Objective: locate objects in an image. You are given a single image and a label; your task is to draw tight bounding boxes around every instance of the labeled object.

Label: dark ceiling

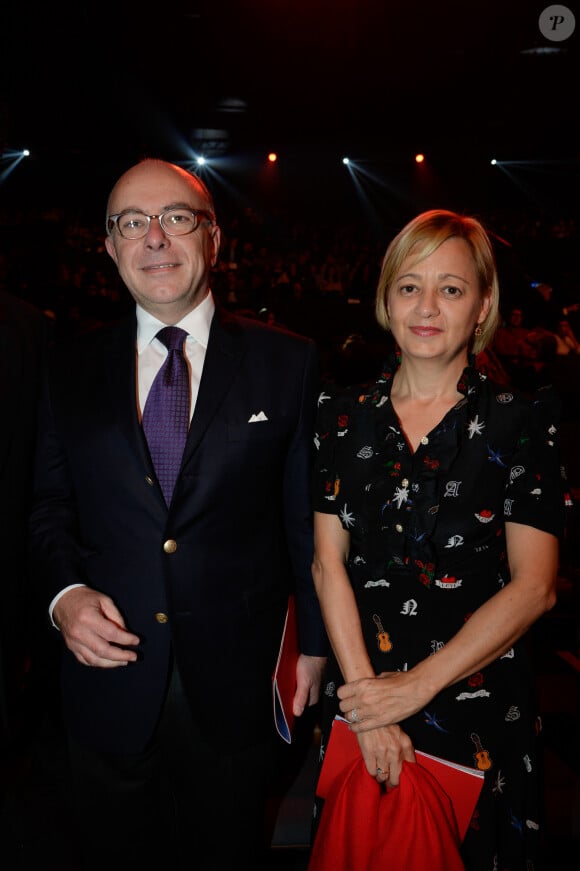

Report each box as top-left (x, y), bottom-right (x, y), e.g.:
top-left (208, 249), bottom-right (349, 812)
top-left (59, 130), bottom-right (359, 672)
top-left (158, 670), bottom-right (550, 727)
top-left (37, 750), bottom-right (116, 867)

top-left (1, 1), bottom-right (579, 218)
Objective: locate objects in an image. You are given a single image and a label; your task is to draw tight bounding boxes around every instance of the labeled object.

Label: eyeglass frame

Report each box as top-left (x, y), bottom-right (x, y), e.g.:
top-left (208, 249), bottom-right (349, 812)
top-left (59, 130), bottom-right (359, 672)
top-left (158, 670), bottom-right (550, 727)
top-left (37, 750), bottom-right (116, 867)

top-left (106, 207), bottom-right (216, 240)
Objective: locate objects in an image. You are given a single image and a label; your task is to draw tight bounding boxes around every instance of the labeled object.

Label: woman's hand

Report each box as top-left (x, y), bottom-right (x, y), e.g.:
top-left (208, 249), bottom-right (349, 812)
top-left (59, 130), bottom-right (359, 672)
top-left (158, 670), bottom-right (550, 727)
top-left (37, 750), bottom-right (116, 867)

top-left (338, 669), bottom-right (433, 734)
top-left (355, 722), bottom-right (415, 787)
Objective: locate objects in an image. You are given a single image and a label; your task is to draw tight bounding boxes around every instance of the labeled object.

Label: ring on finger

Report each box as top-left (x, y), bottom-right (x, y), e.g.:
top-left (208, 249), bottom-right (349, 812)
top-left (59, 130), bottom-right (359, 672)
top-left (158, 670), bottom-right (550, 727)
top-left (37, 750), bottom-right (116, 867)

top-left (350, 708), bottom-right (361, 724)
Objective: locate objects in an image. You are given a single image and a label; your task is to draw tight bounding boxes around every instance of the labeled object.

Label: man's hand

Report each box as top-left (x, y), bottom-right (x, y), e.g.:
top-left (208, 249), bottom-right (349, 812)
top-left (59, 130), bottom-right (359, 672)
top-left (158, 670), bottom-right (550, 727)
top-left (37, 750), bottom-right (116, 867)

top-left (53, 586), bottom-right (140, 668)
top-left (293, 654), bottom-right (327, 717)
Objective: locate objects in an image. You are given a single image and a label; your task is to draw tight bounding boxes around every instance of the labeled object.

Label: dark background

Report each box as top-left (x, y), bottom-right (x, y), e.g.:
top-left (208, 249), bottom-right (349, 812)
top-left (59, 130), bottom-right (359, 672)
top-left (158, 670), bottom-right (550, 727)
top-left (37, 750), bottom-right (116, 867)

top-left (0, 12), bottom-right (579, 866)
top-left (1, 0), bottom-right (578, 225)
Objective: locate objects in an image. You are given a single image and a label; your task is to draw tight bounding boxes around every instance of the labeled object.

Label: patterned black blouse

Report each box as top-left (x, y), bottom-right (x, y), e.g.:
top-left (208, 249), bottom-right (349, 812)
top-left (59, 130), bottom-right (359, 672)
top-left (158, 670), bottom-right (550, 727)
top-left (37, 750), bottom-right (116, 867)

top-left (312, 354), bottom-right (567, 871)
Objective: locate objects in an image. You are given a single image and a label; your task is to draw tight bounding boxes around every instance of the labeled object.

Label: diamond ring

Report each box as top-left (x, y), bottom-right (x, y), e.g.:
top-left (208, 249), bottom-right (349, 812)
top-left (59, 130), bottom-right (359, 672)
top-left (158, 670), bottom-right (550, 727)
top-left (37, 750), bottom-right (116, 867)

top-left (350, 708), bottom-right (360, 723)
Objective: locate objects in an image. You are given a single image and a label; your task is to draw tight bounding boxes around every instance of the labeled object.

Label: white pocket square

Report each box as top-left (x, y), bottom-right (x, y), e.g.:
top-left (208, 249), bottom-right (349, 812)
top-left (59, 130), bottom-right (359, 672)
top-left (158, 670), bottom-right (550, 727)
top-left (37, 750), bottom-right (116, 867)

top-left (248, 411), bottom-right (268, 423)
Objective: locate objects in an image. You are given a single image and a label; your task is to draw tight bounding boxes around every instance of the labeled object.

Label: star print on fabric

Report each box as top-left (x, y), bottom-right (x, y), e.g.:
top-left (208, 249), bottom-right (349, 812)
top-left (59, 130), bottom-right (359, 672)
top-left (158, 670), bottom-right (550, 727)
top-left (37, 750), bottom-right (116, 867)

top-left (467, 414), bottom-right (485, 438)
top-left (392, 484), bottom-right (410, 508)
top-left (492, 770), bottom-right (506, 795)
top-left (339, 504), bottom-right (355, 528)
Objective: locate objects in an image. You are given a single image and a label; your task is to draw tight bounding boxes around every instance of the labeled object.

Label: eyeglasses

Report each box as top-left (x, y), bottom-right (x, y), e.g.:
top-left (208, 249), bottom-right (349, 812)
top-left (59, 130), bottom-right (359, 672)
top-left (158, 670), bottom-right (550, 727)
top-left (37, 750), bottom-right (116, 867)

top-left (106, 208), bottom-right (214, 240)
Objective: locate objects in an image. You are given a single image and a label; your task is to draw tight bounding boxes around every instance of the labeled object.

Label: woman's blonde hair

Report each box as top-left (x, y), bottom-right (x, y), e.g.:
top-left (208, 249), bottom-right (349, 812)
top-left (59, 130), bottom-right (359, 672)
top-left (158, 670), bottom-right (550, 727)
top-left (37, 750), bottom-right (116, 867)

top-left (375, 209), bottom-right (500, 355)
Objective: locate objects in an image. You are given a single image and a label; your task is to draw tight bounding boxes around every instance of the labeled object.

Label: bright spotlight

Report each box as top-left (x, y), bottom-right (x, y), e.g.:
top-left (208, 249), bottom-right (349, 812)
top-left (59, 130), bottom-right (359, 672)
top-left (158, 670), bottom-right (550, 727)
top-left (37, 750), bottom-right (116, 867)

top-left (415, 153), bottom-right (425, 164)
top-left (342, 157), bottom-right (350, 165)
top-left (0, 147), bottom-right (30, 183)
top-left (267, 152), bottom-right (278, 163)
top-left (196, 156), bottom-right (206, 166)
top-left (491, 159), bottom-right (497, 166)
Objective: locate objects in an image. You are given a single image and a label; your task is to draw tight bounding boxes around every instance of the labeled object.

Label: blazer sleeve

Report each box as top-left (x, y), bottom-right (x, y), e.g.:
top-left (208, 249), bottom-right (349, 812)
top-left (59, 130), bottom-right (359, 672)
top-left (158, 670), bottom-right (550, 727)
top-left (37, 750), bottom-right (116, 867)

top-left (283, 336), bottom-right (328, 657)
top-left (27, 342), bottom-right (90, 611)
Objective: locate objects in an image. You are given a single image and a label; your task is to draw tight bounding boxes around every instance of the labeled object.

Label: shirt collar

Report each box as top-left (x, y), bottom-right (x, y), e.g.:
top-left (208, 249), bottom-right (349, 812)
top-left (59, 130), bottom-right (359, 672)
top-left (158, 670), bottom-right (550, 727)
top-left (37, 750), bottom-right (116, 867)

top-left (136, 291), bottom-right (215, 353)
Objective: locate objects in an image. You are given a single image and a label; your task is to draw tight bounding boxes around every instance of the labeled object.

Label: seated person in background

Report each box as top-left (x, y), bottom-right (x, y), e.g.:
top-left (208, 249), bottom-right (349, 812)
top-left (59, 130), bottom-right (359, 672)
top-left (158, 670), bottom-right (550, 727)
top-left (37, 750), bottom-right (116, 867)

top-left (526, 281), bottom-right (580, 336)
top-left (493, 306), bottom-right (539, 364)
top-left (554, 318), bottom-right (580, 355)
top-left (474, 345), bottom-right (511, 386)
top-left (493, 305), bottom-right (554, 391)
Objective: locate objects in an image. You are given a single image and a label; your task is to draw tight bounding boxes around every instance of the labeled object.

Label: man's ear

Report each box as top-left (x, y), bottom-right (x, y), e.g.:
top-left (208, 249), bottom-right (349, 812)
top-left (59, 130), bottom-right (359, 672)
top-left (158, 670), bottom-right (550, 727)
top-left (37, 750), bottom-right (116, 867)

top-left (105, 235), bottom-right (119, 266)
top-left (210, 225), bottom-right (221, 268)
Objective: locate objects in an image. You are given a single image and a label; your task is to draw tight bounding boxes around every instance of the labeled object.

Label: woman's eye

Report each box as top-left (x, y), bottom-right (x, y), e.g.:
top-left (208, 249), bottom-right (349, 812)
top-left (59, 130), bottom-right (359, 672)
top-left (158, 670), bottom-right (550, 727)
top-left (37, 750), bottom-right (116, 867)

top-left (443, 285), bottom-right (462, 297)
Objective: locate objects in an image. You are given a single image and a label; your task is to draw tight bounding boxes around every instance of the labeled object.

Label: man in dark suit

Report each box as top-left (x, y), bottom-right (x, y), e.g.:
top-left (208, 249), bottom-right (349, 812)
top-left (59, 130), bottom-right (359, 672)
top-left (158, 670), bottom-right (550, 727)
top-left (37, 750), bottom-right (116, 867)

top-left (28, 159), bottom-right (327, 869)
top-left (0, 286), bottom-right (48, 762)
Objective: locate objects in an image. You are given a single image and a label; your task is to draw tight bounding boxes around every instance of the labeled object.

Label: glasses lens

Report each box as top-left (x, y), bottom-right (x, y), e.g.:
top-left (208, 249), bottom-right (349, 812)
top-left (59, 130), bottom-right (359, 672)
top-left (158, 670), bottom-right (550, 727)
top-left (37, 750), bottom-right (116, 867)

top-left (160, 209), bottom-right (198, 236)
top-left (109, 209), bottom-right (204, 239)
top-left (115, 212), bottom-right (150, 239)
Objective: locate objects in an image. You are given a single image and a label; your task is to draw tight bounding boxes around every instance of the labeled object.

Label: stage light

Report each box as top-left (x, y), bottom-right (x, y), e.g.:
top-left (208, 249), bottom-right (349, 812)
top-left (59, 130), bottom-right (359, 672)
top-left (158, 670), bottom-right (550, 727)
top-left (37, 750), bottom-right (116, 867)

top-left (196, 156), bottom-right (206, 166)
top-left (267, 152), bottom-right (278, 163)
top-left (491, 159), bottom-right (497, 165)
top-left (415, 153), bottom-right (425, 164)
top-left (1, 148), bottom-right (30, 161)
top-left (342, 157), bottom-right (350, 165)
top-left (0, 147), bottom-right (30, 184)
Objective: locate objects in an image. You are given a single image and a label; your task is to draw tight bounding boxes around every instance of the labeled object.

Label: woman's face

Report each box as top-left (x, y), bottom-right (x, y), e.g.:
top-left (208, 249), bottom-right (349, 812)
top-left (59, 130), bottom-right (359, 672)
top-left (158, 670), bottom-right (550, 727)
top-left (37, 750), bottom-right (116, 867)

top-left (387, 237), bottom-right (491, 364)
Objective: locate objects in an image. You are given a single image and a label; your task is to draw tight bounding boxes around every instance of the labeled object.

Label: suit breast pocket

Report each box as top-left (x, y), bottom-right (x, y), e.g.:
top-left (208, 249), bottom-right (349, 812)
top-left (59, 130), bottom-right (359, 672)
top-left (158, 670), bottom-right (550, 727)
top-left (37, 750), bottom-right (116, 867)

top-left (226, 418), bottom-right (288, 443)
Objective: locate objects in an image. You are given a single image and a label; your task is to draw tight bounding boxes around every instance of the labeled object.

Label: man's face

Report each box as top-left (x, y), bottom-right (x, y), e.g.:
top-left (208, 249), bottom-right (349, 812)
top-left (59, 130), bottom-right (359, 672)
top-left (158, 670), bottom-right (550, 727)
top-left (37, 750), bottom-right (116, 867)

top-left (105, 162), bottom-right (221, 323)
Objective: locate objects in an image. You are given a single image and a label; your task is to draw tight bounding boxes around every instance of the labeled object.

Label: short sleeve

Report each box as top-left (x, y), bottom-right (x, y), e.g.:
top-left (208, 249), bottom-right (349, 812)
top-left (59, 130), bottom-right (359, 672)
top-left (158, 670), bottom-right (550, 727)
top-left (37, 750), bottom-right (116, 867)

top-left (312, 384), bottom-right (349, 515)
top-left (504, 385), bottom-right (567, 539)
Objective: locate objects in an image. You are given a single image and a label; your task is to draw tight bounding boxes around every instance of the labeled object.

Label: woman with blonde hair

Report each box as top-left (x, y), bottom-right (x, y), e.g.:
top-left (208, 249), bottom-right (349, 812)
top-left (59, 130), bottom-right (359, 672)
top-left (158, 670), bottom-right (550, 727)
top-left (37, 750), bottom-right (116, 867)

top-left (311, 209), bottom-right (566, 869)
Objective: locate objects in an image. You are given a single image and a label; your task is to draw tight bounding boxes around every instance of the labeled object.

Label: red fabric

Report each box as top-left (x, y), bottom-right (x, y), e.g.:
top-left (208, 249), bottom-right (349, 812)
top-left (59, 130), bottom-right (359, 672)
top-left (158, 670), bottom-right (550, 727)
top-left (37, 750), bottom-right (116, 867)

top-left (308, 757), bottom-right (466, 871)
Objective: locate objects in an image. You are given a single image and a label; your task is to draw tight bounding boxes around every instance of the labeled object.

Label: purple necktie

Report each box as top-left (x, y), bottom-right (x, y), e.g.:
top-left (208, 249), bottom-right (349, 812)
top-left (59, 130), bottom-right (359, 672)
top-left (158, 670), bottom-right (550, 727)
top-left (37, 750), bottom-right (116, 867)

top-left (142, 326), bottom-right (190, 505)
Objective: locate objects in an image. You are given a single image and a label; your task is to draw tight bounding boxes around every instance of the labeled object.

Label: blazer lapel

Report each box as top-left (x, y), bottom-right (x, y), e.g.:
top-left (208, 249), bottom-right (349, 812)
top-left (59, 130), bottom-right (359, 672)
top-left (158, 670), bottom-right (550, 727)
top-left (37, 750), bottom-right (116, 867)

top-left (101, 316), bottom-right (152, 471)
top-left (98, 307), bottom-right (244, 499)
top-left (182, 306), bottom-right (245, 462)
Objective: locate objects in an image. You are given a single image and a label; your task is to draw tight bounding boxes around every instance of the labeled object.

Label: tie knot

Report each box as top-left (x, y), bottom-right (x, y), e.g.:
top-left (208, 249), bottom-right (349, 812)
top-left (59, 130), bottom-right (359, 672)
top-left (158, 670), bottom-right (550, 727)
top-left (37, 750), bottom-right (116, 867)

top-left (156, 326), bottom-right (188, 352)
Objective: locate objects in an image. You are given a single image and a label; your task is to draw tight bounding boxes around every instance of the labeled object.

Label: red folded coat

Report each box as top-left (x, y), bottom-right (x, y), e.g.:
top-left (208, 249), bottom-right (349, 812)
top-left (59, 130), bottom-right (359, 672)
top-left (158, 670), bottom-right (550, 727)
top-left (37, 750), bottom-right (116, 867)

top-left (308, 756), bottom-right (466, 871)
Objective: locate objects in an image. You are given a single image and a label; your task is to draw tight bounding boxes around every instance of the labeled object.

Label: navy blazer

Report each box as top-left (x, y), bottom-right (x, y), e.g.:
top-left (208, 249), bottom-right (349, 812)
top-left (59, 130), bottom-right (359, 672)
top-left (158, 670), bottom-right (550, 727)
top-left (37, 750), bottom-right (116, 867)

top-left (29, 302), bottom-right (326, 754)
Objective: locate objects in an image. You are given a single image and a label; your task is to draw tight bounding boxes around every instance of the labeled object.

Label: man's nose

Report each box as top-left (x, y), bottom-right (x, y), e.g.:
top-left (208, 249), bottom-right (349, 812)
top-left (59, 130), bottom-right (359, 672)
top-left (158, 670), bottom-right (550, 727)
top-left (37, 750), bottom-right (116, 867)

top-left (144, 216), bottom-right (169, 246)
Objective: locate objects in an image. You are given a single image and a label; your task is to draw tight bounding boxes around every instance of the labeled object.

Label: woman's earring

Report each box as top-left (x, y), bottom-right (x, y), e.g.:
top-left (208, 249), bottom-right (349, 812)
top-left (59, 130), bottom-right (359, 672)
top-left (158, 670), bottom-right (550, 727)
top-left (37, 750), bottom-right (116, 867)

top-left (474, 324), bottom-right (483, 337)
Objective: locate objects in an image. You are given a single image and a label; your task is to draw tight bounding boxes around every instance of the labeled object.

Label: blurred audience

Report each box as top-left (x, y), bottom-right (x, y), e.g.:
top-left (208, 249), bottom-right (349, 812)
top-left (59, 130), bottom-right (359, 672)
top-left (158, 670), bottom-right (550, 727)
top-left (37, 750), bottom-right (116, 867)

top-left (555, 318), bottom-right (580, 356)
top-left (493, 304), bottom-right (557, 392)
top-left (323, 331), bottom-right (386, 387)
top-left (0, 202), bottom-right (578, 386)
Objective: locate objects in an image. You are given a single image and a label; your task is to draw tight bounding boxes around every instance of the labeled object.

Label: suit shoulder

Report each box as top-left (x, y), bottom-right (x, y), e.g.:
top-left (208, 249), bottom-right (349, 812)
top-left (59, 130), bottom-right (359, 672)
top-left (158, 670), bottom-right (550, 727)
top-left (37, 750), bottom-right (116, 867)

top-left (223, 308), bottom-right (315, 348)
top-left (49, 315), bottom-right (134, 364)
